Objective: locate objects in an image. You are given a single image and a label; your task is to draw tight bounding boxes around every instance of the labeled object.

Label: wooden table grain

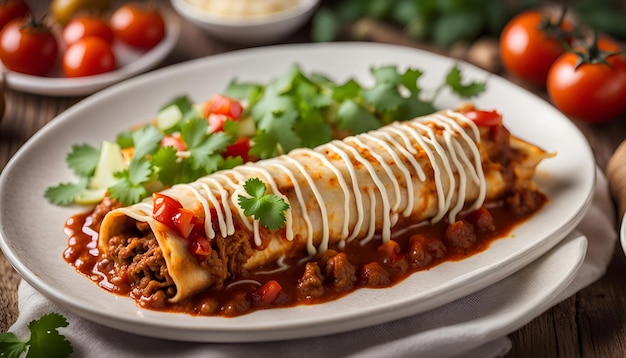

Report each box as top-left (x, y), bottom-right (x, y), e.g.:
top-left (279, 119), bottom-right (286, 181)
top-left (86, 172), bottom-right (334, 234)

top-left (2, 3), bottom-right (626, 357)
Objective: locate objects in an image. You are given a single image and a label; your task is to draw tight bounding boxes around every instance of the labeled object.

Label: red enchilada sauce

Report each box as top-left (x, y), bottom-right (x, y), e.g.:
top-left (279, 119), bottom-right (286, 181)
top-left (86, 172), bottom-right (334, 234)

top-left (63, 191), bottom-right (546, 317)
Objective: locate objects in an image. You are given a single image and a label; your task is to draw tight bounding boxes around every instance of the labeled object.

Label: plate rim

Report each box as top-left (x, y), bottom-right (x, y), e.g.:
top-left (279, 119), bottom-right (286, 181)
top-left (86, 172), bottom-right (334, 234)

top-left (0, 42), bottom-right (596, 342)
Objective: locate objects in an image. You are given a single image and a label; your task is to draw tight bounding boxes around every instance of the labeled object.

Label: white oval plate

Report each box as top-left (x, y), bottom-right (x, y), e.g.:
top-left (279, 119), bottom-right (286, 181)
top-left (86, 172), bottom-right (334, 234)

top-left (1, 11), bottom-right (180, 96)
top-left (0, 43), bottom-right (596, 342)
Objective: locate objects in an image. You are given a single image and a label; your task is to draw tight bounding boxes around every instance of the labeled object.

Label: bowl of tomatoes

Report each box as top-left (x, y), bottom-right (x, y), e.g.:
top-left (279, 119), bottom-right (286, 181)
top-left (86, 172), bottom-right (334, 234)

top-left (170, 0), bottom-right (319, 45)
top-left (0, 1), bottom-right (180, 96)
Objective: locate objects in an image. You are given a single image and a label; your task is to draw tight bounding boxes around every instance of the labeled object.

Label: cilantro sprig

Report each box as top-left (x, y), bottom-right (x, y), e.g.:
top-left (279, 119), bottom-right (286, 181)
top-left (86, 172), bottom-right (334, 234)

top-left (238, 178), bottom-right (290, 230)
top-left (226, 63), bottom-right (485, 159)
top-left (0, 313), bottom-right (73, 358)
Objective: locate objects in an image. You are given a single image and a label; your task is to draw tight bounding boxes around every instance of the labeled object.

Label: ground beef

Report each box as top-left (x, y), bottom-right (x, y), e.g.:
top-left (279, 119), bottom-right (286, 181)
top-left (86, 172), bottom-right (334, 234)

top-left (323, 252), bottom-right (357, 292)
top-left (297, 262), bottom-right (325, 299)
top-left (444, 220), bottom-right (476, 249)
top-left (506, 189), bottom-right (545, 217)
top-left (359, 262), bottom-right (391, 287)
top-left (408, 234), bottom-right (447, 269)
top-left (88, 196), bottom-right (121, 232)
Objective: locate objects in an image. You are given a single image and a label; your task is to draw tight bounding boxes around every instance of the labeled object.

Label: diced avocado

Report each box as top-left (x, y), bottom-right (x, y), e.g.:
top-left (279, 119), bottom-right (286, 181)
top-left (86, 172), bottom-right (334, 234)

top-left (74, 188), bottom-right (107, 205)
top-left (90, 141), bottom-right (126, 190)
top-left (156, 104), bottom-right (183, 131)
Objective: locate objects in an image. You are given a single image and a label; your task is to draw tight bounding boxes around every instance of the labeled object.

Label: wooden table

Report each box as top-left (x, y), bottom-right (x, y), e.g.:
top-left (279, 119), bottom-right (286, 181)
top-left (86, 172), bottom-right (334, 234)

top-left (2, 3), bottom-right (626, 357)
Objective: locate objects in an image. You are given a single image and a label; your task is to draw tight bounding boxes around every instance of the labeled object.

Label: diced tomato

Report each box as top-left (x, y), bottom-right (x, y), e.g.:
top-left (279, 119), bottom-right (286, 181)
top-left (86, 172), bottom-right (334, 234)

top-left (223, 137), bottom-right (254, 162)
top-left (461, 109), bottom-right (502, 127)
top-left (153, 193), bottom-right (183, 226)
top-left (207, 113), bottom-right (229, 133)
top-left (252, 280), bottom-right (282, 307)
top-left (172, 208), bottom-right (195, 238)
top-left (203, 94), bottom-right (243, 120)
top-left (191, 234), bottom-right (212, 256)
top-left (160, 134), bottom-right (187, 151)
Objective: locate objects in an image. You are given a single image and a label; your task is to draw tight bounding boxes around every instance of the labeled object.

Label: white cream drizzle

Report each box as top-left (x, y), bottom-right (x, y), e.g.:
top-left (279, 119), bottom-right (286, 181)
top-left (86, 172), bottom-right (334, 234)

top-left (163, 111), bottom-right (487, 257)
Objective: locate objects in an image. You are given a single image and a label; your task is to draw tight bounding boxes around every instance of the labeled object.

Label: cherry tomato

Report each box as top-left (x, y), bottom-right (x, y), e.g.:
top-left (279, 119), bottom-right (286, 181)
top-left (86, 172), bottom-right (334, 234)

top-left (110, 3), bottom-right (165, 49)
top-left (63, 36), bottom-right (115, 77)
top-left (62, 15), bottom-right (114, 45)
top-left (50, 0), bottom-right (110, 26)
top-left (0, 18), bottom-right (58, 76)
top-left (499, 10), bottom-right (572, 87)
top-left (0, 0), bottom-right (29, 31)
top-left (547, 37), bottom-right (626, 123)
top-left (203, 94), bottom-right (243, 120)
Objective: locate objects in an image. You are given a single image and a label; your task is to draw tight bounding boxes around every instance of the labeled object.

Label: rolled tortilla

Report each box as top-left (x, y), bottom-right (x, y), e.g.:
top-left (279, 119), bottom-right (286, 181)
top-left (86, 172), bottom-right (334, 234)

top-left (99, 108), bottom-right (553, 303)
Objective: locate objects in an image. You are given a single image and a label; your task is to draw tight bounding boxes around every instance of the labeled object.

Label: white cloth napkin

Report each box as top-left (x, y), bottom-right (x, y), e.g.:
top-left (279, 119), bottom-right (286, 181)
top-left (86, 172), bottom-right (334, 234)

top-left (8, 169), bottom-right (617, 358)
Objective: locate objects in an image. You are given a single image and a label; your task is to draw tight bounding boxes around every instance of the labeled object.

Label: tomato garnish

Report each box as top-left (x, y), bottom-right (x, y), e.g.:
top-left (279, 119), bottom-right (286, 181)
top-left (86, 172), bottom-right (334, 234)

top-left (190, 234), bottom-right (212, 256)
top-left (161, 134), bottom-right (187, 151)
top-left (207, 113), bottom-right (229, 133)
top-left (223, 137), bottom-right (254, 162)
top-left (461, 109), bottom-right (503, 127)
top-left (203, 94), bottom-right (243, 120)
top-left (172, 208), bottom-right (195, 238)
top-left (251, 280), bottom-right (282, 307)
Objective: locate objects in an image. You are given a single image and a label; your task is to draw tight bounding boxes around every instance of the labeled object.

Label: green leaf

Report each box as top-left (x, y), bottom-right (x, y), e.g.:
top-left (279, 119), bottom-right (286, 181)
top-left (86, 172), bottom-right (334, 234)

top-left (401, 68), bottom-right (424, 96)
top-left (150, 146), bottom-right (180, 186)
top-left (0, 332), bottom-right (28, 358)
top-left (66, 143), bottom-right (99, 178)
top-left (362, 83), bottom-right (406, 112)
top-left (44, 181), bottom-right (88, 205)
top-left (311, 7), bottom-right (342, 42)
top-left (336, 100), bottom-right (382, 134)
top-left (237, 178), bottom-right (290, 230)
top-left (432, 9), bottom-right (485, 48)
top-left (0, 313), bottom-right (73, 358)
top-left (445, 65), bottom-right (487, 98)
top-left (108, 158), bottom-right (151, 205)
top-left (26, 313), bottom-right (72, 358)
top-left (250, 130), bottom-right (279, 159)
top-left (131, 125), bottom-right (163, 161)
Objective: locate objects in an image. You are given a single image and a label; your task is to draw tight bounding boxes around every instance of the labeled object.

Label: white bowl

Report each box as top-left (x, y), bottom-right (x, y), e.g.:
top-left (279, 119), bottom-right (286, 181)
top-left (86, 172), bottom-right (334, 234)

top-left (170, 0), bottom-right (320, 45)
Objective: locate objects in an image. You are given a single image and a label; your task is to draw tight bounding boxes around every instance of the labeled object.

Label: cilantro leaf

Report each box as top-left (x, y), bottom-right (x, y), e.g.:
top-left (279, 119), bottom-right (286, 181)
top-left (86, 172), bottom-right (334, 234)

top-left (238, 178), bottom-right (290, 230)
top-left (108, 158), bottom-right (152, 205)
top-left (445, 65), bottom-right (487, 98)
top-left (250, 130), bottom-right (279, 159)
top-left (66, 143), bottom-right (99, 178)
top-left (44, 181), bottom-right (88, 205)
top-left (336, 100), bottom-right (382, 134)
top-left (131, 125), bottom-right (163, 160)
top-left (150, 146), bottom-right (180, 186)
top-left (0, 313), bottom-right (73, 358)
top-left (181, 118), bottom-right (232, 173)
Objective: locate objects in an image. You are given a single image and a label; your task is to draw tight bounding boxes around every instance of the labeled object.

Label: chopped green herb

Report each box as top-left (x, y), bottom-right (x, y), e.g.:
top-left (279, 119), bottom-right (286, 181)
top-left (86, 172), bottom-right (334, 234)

top-left (0, 313), bottom-right (73, 358)
top-left (238, 178), bottom-right (290, 230)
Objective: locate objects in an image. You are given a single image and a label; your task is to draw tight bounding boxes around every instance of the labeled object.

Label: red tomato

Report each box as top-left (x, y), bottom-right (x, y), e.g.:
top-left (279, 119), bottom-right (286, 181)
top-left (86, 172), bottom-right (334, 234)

top-left (203, 94), bottom-right (243, 120)
top-left (0, 18), bottom-right (58, 76)
top-left (208, 113), bottom-right (229, 133)
top-left (0, 0), bottom-right (29, 31)
top-left (62, 15), bottom-right (114, 45)
top-left (223, 137), bottom-right (254, 162)
top-left (500, 10), bottom-right (572, 87)
top-left (191, 234), bottom-right (212, 256)
top-left (172, 208), bottom-right (195, 238)
top-left (252, 280), bottom-right (282, 307)
top-left (460, 109), bottom-right (502, 127)
top-left (63, 36), bottom-right (115, 77)
top-left (153, 193), bottom-right (183, 223)
top-left (547, 37), bottom-right (626, 123)
top-left (110, 3), bottom-right (165, 49)
top-left (161, 134), bottom-right (187, 151)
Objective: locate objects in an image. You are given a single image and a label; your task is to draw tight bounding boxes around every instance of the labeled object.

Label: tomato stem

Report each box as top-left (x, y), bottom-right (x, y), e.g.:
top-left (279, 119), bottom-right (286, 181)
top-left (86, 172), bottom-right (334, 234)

top-left (571, 31), bottom-right (622, 70)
